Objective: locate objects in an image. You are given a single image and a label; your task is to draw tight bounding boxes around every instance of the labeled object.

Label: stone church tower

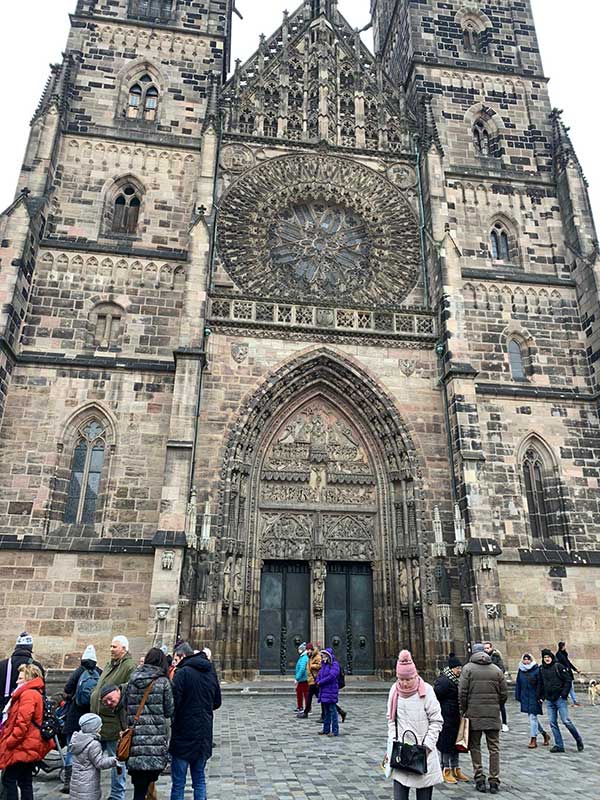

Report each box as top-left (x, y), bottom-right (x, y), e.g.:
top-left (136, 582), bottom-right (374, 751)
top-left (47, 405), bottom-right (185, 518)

top-left (0, 0), bottom-right (598, 677)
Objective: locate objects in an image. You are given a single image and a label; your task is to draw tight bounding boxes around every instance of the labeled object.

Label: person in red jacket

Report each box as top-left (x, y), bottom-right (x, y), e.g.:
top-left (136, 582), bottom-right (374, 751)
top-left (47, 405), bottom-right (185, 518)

top-left (0, 663), bottom-right (54, 799)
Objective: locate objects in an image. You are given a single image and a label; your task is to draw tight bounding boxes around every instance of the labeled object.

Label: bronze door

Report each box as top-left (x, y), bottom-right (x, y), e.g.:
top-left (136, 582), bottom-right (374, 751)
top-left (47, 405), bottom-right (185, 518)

top-left (325, 562), bottom-right (374, 674)
top-left (258, 561), bottom-right (310, 674)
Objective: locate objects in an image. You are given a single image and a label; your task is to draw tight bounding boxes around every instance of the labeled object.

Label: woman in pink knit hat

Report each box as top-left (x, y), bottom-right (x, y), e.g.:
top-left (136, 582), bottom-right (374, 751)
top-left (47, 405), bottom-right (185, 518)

top-left (384, 650), bottom-right (444, 799)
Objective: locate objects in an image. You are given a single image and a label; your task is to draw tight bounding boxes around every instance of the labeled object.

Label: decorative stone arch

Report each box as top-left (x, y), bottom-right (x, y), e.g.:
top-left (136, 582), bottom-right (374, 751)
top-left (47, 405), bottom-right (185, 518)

top-left (100, 174), bottom-right (146, 238)
top-left (500, 323), bottom-right (536, 379)
top-left (115, 60), bottom-right (164, 123)
top-left (465, 102), bottom-right (505, 160)
top-left (49, 403), bottom-right (118, 532)
top-left (207, 348), bottom-right (430, 677)
top-left (515, 433), bottom-right (569, 548)
top-left (455, 6), bottom-right (492, 53)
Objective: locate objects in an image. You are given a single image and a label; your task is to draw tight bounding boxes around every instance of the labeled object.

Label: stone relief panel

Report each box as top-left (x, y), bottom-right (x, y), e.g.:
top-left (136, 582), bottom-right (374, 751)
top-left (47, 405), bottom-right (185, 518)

top-left (260, 513), bottom-right (313, 560)
top-left (217, 154), bottom-right (421, 308)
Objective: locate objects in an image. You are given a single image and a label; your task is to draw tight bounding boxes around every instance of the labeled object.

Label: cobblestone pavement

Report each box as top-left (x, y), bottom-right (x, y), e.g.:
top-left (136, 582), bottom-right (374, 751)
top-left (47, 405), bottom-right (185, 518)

top-left (33, 696), bottom-right (600, 799)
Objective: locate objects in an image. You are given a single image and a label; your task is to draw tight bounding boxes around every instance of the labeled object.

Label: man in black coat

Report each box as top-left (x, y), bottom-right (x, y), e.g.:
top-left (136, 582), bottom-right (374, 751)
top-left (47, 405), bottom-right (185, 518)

top-left (169, 645), bottom-right (222, 800)
top-left (538, 649), bottom-right (583, 753)
top-left (0, 632), bottom-right (45, 706)
top-left (556, 641), bottom-right (581, 706)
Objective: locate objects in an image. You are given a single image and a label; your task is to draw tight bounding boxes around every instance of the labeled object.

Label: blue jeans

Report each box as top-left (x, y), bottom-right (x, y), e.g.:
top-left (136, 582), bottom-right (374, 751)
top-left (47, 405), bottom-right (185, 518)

top-left (546, 697), bottom-right (582, 749)
top-left (528, 713), bottom-right (547, 738)
top-left (322, 702), bottom-right (339, 736)
top-left (102, 739), bottom-right (127, 800)
top-left (170, 755), bottom-right (207, 800)
top-left (569, 683), bottom-right (577, 704)
top-left (65, 734), bottom-right (73, 768)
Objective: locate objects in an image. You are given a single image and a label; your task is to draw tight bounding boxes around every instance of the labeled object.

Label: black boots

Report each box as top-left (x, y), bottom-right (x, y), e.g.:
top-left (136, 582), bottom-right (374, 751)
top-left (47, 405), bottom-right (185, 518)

top-left (60, 765), bottom-right (72, 794)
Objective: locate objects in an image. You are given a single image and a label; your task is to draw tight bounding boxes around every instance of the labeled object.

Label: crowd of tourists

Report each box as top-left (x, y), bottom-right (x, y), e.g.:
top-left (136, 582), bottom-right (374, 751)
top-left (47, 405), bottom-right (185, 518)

top-left (0, 630), bottom-right (587, 800)
top-left (0, 632), bottom-right (220, 800)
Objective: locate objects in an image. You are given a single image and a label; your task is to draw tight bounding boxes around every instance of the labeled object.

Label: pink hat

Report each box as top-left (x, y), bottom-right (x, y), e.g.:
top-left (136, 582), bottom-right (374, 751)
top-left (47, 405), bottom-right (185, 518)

top-left (396, 649), bottom-right (418, 680)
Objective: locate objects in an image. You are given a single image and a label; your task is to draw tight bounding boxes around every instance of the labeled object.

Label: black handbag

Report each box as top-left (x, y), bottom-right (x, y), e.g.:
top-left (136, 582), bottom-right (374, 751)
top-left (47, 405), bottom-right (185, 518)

top-left (390, 721), bottom-right (428, 775)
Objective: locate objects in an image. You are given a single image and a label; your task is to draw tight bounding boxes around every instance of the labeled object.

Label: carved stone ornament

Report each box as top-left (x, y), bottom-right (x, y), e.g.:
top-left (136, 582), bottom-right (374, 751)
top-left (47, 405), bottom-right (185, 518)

top-left (231, 342), bottom-right (249, 363)
top-left (399, 359), bottom-right (416, 377)
top-left (387, 164), bottom-right (416, 190)
top-left (485, 602), bottom-right (502, 620)
top-left (161, 550), bottom-right (175, 571)
top-left (220, 143), bottom-right (255, 173)
top-left (217, 154), bottom-right (421, 308)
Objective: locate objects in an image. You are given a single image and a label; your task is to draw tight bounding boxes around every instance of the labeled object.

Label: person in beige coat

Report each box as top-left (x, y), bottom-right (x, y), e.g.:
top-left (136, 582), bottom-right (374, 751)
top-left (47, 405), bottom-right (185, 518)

top-left (385, 650), bottom-right (443, 800)
top-left (459, 643), bottom-right (508, 795)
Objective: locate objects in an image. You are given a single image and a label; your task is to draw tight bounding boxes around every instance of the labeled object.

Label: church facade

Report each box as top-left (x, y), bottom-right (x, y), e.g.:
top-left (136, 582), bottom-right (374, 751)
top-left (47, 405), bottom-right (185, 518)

top-left (0, 0), bottom-right (599, 677)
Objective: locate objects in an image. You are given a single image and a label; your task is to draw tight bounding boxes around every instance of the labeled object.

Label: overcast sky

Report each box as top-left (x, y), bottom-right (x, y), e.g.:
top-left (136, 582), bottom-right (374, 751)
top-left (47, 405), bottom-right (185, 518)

top-left (0, 1), bottom-right (598, 232)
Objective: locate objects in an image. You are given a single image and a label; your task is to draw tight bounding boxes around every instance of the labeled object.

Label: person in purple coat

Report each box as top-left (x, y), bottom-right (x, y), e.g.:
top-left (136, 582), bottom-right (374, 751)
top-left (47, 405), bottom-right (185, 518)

top-left (316, 648), bottom-right (341, 737)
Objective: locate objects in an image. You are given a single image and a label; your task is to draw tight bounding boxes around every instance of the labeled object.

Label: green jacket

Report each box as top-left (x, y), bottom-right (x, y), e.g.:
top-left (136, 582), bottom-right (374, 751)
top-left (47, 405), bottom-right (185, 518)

top-left (90, 653), bottom-right (135, 741)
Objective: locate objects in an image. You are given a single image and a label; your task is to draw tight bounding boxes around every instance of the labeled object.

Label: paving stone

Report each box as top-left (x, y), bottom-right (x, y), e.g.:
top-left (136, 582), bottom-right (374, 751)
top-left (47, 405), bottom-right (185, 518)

top-left (32, 696), bottom-right (600, 798)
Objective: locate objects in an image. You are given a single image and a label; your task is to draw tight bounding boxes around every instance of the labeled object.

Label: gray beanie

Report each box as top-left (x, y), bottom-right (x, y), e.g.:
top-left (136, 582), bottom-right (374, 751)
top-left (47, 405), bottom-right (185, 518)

top-left (79, 713), bottom-right (102, 734)
top-left (472, 643), bottom-right (485, 654)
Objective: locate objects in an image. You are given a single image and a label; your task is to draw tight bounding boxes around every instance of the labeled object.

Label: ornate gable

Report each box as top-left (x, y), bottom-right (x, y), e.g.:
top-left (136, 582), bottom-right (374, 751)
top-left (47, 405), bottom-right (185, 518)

top-left (222, 3), bottom-right (413, 153)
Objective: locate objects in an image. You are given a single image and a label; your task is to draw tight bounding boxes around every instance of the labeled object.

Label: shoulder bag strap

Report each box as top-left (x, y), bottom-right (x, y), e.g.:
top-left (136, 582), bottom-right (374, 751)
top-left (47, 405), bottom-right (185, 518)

top-left (4, 658), bottom-right (12, 699)
top-left (133, 680), bottom-right (156, 725)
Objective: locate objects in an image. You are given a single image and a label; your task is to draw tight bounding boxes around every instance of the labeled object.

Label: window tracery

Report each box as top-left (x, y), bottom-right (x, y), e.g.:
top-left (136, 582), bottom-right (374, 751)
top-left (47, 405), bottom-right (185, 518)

top-left (127, 74), bottom-right (159, 121)
top-left (522, 447), bottom-right (550, 541)
top-left (490, 221), bottom-right (511, 261)
top-left (112, 185), bottom-right (141, 235)
top-left (64, 421), bottom-right (107, 525)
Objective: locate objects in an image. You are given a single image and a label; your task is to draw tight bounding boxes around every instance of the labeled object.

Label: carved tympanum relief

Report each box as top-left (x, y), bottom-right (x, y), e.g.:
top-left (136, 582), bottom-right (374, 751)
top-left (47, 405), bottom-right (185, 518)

top-left (217, 154), bottom-right (420, 308)
top-left (258, 401), bottom-right (377, 560)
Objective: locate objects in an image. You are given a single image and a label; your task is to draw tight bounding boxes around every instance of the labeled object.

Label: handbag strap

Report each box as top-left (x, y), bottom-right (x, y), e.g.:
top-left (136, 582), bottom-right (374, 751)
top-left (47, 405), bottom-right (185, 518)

top-left (133, 680), bottom-right (156, 724)
top-left (4, 658), bottom-right (12, 699)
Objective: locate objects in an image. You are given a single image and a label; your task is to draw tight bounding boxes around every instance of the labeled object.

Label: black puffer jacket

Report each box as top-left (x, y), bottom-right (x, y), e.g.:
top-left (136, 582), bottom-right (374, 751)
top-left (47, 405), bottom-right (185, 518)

top-left (539, 655), bottom-right (571, 702)
top-left (63, 660), bottom-right (102, 738)
top-left (170, 652), bottom-right (222, 764)
top-left (123, 664), bottom-right (174, 772)
top-left (434, 670), bottom-right (460, 754)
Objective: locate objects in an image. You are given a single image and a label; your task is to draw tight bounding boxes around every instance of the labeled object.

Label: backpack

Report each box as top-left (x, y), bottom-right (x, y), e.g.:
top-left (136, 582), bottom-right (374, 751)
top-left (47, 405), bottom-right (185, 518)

top-left (337, 666), bottom-right (346, 690)
top-left (75, 667), bottom-right (100, 706)
top-left (34, 691), bottom-right (62, 741)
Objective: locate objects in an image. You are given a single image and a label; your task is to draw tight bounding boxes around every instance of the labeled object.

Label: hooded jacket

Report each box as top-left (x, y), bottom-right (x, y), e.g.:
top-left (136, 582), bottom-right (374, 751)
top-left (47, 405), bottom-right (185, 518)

top-left (315, 649), bottom-right (340, 705)
top-left (307, 649), bottom-right (322, 686)
top-left (69, 729), bottom-right (116, 800)
top-left (0, 676), bottom-right (54, 770)
top-left (538, 652), bottom-right (571, 702)
top-left (90, 651), bottom-right (135, 741)
top-left (169, 651), bottom-right (222, 763)
top-left (433, 668), bottom-right (460, 753)
top-left (458, 651), bottom-right (508, 731)
top-left (63, 659), bottom-right (102, 738)
top-left (295, 651), bottom-right (309, 683)
top-left (0, 647), bottom-right (45, 706)
top-left (123, 663), bottom-right (174, 772)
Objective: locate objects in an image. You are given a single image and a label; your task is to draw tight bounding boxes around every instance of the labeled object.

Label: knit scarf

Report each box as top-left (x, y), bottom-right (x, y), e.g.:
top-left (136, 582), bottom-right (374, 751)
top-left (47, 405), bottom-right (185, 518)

top-left (519, 660), bottom-right (536, 672)
top-left (443, 666), bottom-right (459, 685)
top-left (388, 676), bottom-right (427, 721)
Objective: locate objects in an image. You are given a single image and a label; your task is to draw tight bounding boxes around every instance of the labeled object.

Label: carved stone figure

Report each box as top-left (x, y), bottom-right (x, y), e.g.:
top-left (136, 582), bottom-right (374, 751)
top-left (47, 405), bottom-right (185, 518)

top-left (223, 555), bottom-right (234, 604)
top-left (312, 561), bottom-right (326, 616)
top-left (161, 550), bottom-right (174, 570)
top-left (411, 558), bottom-right (421, 605)
top-left (197, 550), bottom-right (211, 602)
top-left (398, 560), bottom-right (409, 606)
top-left (232, 558), bottom-right (243, 605)
top-left (231, 342), bottom-right (249, 363)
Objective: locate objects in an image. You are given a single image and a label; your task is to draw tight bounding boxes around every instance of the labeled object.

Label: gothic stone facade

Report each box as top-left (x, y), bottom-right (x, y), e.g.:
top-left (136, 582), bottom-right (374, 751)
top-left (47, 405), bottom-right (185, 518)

top-left (0, 0), bottom-right (599, 677)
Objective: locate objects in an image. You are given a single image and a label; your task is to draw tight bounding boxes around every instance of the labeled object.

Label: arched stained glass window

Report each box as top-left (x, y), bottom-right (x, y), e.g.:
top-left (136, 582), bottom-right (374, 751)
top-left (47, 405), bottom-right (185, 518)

top-left (64, 422), bottom-right (106, 525)
top-left (523, 447), bottom-right (550, 540)
top-left (113, 186), bottom-right (141, 234)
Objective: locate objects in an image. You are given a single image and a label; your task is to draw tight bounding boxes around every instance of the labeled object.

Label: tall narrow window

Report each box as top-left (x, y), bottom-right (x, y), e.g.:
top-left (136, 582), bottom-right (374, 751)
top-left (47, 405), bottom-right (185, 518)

top-left (473, 120), bottom-right (490, 155)
top-left (93, 304), bottom-right (123, 349)
top-left (64, 422), bottom-right (106, 525)
top-left (508, 339), bottom-right (526, 379)
top-left (126, 74), bottom-right (159, 121)
top-left (491, 222), bottom-right (510, 260)
top-left (463, 23), bottom-right (479, 52)
top-left (112, 186), bottom-right (141, 235)
top-left (523, 448), bottom-right (549, 540)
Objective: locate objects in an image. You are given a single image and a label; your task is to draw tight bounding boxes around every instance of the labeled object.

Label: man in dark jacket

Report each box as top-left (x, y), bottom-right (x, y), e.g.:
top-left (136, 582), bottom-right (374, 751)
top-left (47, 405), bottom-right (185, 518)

top-left (483, 640), bottom-right (509, 732)
top-left (538, 649), bottom-right (584, 753)
top-left (0, 632), bottom-right (44, 706)
top-left (170, 645), bottom-right (222, 800)
top-left (556, 641), bottom-right (581, 706)
top-left (459, 643), bottom-right (508, 795)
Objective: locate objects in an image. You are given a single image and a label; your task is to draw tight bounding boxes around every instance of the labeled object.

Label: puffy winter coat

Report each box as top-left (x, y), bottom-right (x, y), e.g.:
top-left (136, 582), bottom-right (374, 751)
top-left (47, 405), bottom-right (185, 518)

top-left (123, 664), bottom-right (174, 772)
top-left (315, 649), bottom-right (340, 704)
top-left (90, 652), bottom-right (135, 741)
top-left (0, 648), bottom-right (45, 707)
top-left (489, 649), bottom-right (505, 673)
top-left (307, 650), bottom-right (322, 686)
top-left (170, 652), bottom-right (222, 764)
top-left (458, 652), bottom-right (508, 731)
top-left (433, 670), bottom-right (460, 754)
top-left (539, 657), bottom-right (571, 702)
top-left (515, 664), bottom-right (544, 715)
top-left (69, 729), bottom-right (116, 800)
top-left (295, 652), bottom-right (309, 683)
top-left (0, 677), bottom-right (54, 770)
top-left (386, 682), bottom-right (443, 789)
top-left (63, 660), bottom-right (102, 738)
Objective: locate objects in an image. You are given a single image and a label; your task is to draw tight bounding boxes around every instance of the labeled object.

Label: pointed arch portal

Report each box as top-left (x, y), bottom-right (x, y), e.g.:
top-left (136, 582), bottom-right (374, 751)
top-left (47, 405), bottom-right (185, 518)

top-left (210, 350), bottom-right (427, 677)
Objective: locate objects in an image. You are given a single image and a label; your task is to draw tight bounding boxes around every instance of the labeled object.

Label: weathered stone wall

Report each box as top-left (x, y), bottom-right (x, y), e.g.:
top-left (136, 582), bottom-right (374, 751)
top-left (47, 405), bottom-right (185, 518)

top-left (498, 561), bottom-right (600, 673)
top-left (0, 550), bottom-right (154, 669)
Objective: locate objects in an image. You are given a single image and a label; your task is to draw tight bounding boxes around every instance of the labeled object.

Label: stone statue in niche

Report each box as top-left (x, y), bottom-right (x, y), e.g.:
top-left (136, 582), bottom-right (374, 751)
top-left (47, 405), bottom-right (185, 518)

top-left (233, 558), bottom-right (243, 605)
top-left (161, 550), bottom-right (174, 570)
top-left (411, 558), bottom-right (421, 605)
top-left (313, 561), bottom-right (326, 616)
top-left (197, 550), bottom-right (211, 602)
top-left (434, 561), bottom-right (451, 606)
top-left (398, 560), bottom-right (409, 606)
top-left (223, 555), bottom-right (234, 604)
